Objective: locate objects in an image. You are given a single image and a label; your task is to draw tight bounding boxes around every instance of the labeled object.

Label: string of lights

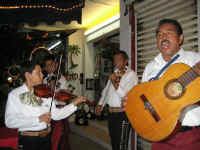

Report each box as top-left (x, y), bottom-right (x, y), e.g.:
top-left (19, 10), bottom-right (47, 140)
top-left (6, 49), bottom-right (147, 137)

top-left (0, 1), bottom-right (84, 12)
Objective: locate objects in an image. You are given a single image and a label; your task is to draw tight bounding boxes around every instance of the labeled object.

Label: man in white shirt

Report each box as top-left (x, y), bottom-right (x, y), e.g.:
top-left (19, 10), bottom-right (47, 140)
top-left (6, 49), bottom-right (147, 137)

top-left (142, 19), bottom-right (200, 150)
top-left (95, 50), bottom-right (138, 150)
top-left (43, 54), bottom-right (69, 103)
top-left (43, 54), bottom-right (72, 150)
top-left (5, 61), bottom-right (86, 150)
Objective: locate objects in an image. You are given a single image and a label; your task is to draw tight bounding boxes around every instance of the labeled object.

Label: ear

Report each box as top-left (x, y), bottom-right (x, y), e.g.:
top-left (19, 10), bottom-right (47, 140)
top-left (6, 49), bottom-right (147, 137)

top-left (179, 34), bottom-right (184, 45)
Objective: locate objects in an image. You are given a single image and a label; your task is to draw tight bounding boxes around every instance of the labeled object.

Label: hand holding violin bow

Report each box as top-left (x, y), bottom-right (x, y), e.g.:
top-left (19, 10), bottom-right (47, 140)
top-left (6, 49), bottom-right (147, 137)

top-left (39, 112), bottom-right (51, 124)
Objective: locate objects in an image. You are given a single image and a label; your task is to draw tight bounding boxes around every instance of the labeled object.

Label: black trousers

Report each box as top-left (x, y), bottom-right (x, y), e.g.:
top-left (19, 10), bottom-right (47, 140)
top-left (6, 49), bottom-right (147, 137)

top-left (108, 112), bottom-right (130, 150)
top-left (18, 133), bottom-right (51, 150)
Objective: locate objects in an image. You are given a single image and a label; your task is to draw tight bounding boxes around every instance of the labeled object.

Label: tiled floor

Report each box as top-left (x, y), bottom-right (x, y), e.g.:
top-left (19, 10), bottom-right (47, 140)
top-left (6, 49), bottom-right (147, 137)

top-left (69, 120), bottom-right (111, 150)
top-left (70, 120), bottom-right (112, 150)
top-left (69, 132), bottom-right (108, 150)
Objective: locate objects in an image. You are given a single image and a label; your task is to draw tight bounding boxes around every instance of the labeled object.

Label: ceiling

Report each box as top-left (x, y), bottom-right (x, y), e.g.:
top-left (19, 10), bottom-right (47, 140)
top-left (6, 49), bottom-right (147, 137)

top-left (24, 0), bottom-right (119, 31)
top-left (0, 0), bottom-right (120, 68)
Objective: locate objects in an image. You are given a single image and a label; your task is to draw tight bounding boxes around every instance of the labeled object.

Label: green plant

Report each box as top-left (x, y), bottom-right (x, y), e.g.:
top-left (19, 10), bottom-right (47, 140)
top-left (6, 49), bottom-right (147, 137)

top-left (67, 45), bottom-right (80, 56)
top-left (67, 45), bottom-right (81, 70)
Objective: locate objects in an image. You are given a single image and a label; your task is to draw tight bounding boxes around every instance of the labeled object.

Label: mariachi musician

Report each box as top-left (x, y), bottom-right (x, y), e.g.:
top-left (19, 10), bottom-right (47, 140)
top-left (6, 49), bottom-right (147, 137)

top-left (4, 59), bottom-right (86, 150)
top-left (95, 50), bottom-right (138, 150)
top-left (123, 19), bottom-right (200, 150)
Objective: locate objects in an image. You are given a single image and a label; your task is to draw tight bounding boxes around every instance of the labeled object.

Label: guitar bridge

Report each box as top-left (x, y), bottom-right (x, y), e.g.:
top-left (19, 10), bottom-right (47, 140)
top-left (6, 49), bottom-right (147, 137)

top-left (140, 94), bottom-right (161, 122)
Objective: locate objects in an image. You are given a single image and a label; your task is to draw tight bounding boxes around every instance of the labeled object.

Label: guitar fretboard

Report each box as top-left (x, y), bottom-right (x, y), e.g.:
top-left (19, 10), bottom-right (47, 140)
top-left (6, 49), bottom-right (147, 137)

top-left (177, 64), bottom-right (200, 87)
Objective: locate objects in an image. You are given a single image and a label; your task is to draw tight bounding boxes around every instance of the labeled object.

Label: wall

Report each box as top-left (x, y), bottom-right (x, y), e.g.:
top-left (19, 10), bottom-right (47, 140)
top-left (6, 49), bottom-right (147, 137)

top-left (83, 41), bottom-right (95, 101)
top-left (68, 7), bottom-right (121, 109)
top-left (68, 30), bottom-right (84, 96)
top-left (120, 0), bottom-right (131, 63)
top-left (68, 29), bottom-right (95, 102)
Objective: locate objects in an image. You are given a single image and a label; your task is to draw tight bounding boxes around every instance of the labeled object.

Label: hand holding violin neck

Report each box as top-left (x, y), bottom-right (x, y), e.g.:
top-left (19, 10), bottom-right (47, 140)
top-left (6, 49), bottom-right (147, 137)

top-left (73, 96), bottom-right (86, 106)
top-left (110, 73), bottom-right (121, 89)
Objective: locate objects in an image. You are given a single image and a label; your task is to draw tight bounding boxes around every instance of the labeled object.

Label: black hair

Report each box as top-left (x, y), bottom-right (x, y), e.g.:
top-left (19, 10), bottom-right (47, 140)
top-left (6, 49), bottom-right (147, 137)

top-left (44, 54), bottom-right (56, 64)
top-left (114, 50), bottom-right (129, 60)
top-left (20, 61), bottom-right (38, 81)
top-left (156, 18), bottom-right (183, 37)
top-left (113, 50), bottom-right (129, 66)
top-left (30, 47), bottom-right (51, 68)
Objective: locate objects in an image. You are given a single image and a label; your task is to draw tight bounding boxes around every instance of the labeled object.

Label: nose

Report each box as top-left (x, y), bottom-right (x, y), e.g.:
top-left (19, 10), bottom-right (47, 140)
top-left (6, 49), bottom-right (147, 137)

top-left (161, 33), bottom-right (168, 40)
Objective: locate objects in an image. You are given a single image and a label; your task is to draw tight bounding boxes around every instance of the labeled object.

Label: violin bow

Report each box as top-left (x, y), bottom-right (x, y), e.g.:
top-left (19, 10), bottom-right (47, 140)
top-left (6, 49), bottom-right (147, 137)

top-left (49, 56), bottom-right (58, 79)
top-left (49, 54), bottom-right (63, 112)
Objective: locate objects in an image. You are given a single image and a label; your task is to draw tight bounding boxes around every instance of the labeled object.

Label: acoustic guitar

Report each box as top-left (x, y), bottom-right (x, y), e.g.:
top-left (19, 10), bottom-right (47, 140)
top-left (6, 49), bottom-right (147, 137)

top-left (125, 62), bottom-right (200, 142)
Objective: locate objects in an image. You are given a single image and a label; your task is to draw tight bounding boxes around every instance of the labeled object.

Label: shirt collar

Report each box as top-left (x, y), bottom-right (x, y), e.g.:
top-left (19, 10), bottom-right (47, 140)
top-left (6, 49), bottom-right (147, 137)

top-left (22, 83), bottom-right (30, 92)
top-left (47, 73), bottom-right (54, 77)
top-left (154, 48), bottom-right (184, 66)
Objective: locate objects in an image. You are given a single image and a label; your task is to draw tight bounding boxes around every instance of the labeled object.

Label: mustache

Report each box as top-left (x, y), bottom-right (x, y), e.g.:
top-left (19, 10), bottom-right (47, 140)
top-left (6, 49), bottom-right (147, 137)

top-left (161, 40), bottom-right (170, 47)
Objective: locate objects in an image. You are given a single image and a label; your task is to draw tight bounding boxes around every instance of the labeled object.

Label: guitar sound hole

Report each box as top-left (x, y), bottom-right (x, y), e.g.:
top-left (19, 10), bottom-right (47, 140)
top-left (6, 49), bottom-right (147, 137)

top-left (164, 79), bottom-right (184, 100)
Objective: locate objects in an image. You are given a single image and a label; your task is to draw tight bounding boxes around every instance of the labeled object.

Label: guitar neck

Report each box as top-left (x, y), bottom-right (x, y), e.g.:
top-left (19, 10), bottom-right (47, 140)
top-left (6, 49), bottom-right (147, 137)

top-left (177, 63), bottom-right (200, 88)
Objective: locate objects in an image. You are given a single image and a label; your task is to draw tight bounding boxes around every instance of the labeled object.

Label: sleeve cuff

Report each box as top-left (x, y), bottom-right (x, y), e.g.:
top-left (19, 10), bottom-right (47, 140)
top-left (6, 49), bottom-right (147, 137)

top-left (36, 117), bottom-right (40, 124)
top-left (33, 116), bottom-right (46, 127)
top-left (71, 103), bottom-right (78, 111)
top-left (98, 98), bottom-right (104, 105)
top-left (35, 116), bottom-right (46, 126)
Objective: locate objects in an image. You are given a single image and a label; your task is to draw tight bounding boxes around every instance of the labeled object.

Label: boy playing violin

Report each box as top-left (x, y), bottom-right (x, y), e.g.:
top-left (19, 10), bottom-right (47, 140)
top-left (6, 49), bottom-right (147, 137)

top-left (5, 61), bottom-right (86, 150)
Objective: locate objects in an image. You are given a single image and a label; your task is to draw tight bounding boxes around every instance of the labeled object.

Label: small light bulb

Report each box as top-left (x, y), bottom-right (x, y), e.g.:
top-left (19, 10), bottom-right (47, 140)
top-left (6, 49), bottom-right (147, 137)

top-left (8, 77), bottom-right (13, 83)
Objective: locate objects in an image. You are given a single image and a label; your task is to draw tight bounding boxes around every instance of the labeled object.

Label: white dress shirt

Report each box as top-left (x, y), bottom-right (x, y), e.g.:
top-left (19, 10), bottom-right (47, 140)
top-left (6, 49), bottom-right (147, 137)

top-left (43, 74), bottom-right (68, 90)
top-left (98, 67), bottom-right (138, 107)
top-left (43, 74), bottom-right (68, 105)
top-left (5, 84), bottom-right (77, 132)
top-left (142, 48), bottom-right (200, 126)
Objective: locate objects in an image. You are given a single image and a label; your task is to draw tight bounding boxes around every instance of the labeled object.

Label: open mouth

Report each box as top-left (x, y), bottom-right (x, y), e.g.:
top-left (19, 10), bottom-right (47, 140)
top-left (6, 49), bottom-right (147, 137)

top-left (161, 40), bottom-right (170, 49)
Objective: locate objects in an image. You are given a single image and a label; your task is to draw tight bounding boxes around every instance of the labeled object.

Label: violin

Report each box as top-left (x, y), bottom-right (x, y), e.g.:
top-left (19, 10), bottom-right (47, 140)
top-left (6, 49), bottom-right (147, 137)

top-left (34, 84), bottom-right (76, 102)
top-left (34, 84), bottom-right (95, 106)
